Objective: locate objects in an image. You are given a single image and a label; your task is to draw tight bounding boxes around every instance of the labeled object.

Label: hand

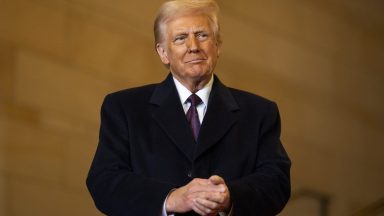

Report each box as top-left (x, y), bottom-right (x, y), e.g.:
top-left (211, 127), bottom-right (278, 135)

top-left (195, 175), bottom-right (231, 214)
top-left (166, 177), bottom-right (226, 215)
top-left (166, 176), bottom-right (231, 216)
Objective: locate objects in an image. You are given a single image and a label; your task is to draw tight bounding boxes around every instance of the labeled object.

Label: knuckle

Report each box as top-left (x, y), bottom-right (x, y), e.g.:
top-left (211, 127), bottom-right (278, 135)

top-left (186, 194), bottom-right (194, 200)
top-left (209, 202), bottom-right (217, 209)
top-left (187, 187), bottom-right (193, 193)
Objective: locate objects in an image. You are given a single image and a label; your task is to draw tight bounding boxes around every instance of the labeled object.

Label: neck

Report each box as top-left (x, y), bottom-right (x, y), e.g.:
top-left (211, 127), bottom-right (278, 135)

top-left (173, 74), bottom-right (212, 93)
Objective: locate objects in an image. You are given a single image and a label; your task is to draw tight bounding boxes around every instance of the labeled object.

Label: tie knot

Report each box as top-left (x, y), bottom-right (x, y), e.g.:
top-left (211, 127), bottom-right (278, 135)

top-left (187, 94), bottom-right (202, 107)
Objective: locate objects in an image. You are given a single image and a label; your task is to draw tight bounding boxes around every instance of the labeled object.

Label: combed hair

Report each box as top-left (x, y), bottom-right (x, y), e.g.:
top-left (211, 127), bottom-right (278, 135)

top-left (154, 0), bottom-right (221, 46)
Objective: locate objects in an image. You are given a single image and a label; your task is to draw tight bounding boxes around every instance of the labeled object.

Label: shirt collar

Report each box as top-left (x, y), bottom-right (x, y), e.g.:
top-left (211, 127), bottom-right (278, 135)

top-left (173, 74), bottom-right (213, 106)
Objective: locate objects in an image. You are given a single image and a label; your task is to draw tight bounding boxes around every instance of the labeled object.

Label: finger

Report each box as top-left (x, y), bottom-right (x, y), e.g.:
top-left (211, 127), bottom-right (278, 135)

top-left (191, 199), bottom-right (211, 216)
top-left (191, 204), bottom-right (206, 216)
top-left (205, 191), bottom-right (227, 205)
top-left (196, 197), bottom-right (220, 210)
top-left (197, 189), bottom-right (231, 211)
top-left (193, 198), bottom-right (218, 215)
top-left (188, 183), bottom-right (225, 194)
top-left (191, 178), bottom-right (212, 186)
top-left (189, 191), bottom-right (226, 206)
top-left (209, 175), bottom-right (224, 185)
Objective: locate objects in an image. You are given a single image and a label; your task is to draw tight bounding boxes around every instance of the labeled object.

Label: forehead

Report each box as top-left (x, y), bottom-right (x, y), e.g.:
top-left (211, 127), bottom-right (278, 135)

top-left (165, 14), bottom-right (212, 34)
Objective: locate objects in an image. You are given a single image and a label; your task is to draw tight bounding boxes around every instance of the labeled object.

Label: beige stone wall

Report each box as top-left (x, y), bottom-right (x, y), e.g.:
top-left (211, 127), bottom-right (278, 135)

top-left (0, 0), bottom-right (383, 215)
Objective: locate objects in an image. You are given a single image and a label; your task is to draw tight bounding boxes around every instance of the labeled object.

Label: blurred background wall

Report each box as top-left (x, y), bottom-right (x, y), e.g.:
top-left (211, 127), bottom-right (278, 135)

top-left (0, 0), bottom-right (383, 215)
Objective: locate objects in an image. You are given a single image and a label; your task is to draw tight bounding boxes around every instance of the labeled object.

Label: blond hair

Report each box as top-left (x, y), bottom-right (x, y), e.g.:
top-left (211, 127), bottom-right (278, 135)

top-left (154, 0), bottom-right (221, 46)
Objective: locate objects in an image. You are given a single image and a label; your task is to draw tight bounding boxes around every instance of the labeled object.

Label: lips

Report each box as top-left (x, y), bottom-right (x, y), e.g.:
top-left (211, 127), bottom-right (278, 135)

top-left (185, 58), bottom-right (206, 64)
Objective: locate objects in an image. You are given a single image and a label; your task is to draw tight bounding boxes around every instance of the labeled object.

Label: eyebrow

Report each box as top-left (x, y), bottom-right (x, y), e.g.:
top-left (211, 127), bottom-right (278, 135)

top-left (173, 27), bottom-right (207, 35)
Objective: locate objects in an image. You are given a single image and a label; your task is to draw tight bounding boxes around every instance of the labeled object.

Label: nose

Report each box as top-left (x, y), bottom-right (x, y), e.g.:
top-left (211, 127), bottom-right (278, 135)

top-left (187, 36), bottom-right (199, 53)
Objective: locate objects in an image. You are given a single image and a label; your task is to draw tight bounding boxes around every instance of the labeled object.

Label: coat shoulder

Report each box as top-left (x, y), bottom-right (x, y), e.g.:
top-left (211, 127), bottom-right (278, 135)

top-left (104, 83), bottom-right (158, 104)
top-left (228, 87), bottom-right (276, 108)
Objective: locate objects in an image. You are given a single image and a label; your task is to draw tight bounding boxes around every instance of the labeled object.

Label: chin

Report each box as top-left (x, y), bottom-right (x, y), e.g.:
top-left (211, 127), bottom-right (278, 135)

top-left (189, 66), bottom-right (210, 75)
top-left (187, 70), bottom-right (208, 78)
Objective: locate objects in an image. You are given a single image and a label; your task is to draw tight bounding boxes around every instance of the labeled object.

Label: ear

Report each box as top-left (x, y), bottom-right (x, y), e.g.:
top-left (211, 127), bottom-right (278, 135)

top-left (156, 43), bottom-right (170, 64)
top-left (216, 41), bottom-right (221, 57)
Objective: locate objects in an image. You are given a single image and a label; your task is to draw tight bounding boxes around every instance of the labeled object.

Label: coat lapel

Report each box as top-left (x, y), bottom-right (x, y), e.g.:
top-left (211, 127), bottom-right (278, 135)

top-left (150, 74), bottom-right (240, 162)
top-left (150, 74), bottom-right (196, 162)
top-left (195, 77), bottom-right (240, 160)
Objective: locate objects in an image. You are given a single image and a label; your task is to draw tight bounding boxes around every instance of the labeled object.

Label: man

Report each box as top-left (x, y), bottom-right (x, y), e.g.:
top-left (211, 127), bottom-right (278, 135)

top-left (87, 0), bottom-right (291, 215)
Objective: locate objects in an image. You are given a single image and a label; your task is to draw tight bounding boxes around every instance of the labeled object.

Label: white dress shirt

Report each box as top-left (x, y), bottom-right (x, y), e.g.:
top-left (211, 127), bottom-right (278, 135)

top-left (173, 75), bottom-right (213, 123)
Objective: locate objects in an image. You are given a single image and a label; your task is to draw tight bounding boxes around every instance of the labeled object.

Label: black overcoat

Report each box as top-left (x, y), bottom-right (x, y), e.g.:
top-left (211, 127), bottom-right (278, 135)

top-left (87, 74), bottom-right (291, 216)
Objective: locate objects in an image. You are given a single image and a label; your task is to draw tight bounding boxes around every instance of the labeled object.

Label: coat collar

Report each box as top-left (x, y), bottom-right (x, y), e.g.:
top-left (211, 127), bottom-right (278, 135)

top-left (195, 76), bottom-right (239, 159)
top-left (150, 73), bottom-right (239, 162)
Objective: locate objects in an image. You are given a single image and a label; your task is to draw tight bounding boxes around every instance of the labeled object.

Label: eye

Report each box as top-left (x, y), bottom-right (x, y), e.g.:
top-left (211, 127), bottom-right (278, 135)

top-left (196, 32), bottom-right (208, 41)
top-left (174, 35), bottom-right (186, 44)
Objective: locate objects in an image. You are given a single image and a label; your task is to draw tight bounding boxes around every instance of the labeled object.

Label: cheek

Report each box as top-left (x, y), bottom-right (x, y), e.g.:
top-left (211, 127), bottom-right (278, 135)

top-left (205, 44), bottom-right (219, 56)
top-left (171, 50), bottom-right (184, 62)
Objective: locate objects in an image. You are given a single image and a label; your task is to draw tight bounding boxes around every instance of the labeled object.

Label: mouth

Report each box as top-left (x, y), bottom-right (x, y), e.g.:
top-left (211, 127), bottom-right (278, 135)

top-left (185, 59), bottom-right (206, 64)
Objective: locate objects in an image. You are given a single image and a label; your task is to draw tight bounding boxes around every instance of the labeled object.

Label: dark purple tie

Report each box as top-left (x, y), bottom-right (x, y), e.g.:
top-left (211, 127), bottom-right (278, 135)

top-left (186, 94), bottom-right (202, 141)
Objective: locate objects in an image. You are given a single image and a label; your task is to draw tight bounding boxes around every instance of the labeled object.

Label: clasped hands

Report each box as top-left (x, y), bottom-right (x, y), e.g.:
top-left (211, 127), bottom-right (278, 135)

top-left (166, 175), bottom-right (231, 216)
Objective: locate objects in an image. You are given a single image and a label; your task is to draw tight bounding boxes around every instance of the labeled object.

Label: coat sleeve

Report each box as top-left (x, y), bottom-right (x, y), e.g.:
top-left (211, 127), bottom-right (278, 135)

top-left (227, 102), bottom-right (291, 216)
top-left (86, 94), bottom-right (175, 216)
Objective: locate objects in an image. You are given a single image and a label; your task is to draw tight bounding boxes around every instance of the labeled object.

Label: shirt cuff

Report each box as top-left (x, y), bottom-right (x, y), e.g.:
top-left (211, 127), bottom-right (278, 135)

top-left (161, 189), bottom-right (176, 216)
top-left (219, 204), bottom-right (234, 216)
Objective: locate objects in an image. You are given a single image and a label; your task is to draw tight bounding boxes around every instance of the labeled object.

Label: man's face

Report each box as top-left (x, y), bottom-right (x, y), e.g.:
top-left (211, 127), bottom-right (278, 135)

top-left (156, 14), bottom-right (220, 85)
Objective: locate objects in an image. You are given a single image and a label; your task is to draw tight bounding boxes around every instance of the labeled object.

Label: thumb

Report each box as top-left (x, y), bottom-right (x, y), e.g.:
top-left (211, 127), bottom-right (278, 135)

top-left (209, 175), bottom-right (224, 185)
